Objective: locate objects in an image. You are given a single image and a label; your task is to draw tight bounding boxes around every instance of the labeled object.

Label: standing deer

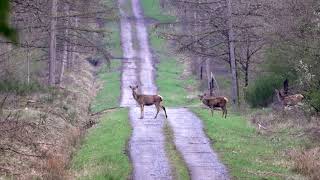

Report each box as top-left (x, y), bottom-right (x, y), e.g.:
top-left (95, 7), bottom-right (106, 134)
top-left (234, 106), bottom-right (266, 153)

top-left (129, 85), bottom-right (168, 119)
top-left (198, 93), bottom-right (228, 118)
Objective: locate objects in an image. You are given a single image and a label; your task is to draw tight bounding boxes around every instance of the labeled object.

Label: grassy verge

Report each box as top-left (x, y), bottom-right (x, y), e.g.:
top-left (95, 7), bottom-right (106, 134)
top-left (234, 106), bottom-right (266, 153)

top-left (143, 0), bottom-right (309, 179)
top-left (150, 33), bottom-right (198, 107)
top-left (90, 2), bottom-right (122, 113)
top-left (71, 109), bottom-right (131, 179)
top-left (192, 108), bottom-right (306, 179)
top-left (71, 1), bottom-right (132, 179)
top-left (140, 0), bottom-right (197, 107)
top-left (164, 123), bottom-right (190, 180)
top-left (141, 0), bottom-right (194, 177)
top-left (140, 0), bottom-right (175, 22)
top-left (90, 61), bottom-right (121, 113)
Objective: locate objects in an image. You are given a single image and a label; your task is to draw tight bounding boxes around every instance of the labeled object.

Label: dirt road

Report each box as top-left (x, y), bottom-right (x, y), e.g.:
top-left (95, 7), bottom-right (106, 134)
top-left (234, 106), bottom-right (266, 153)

top-left (167, 108), bottom-right (229, 179)
top-left (119, 0), bottom-right (172, 179)
top-left (118, 0), bottom-right (229, 179)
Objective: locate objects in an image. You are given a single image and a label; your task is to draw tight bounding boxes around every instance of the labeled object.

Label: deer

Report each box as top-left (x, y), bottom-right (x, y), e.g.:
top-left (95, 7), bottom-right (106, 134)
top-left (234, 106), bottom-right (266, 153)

top-left (129, 85), bottom-right (168, 119)
top-left (275, 89), bottom-right (304, 107)
top-left (198, 93), bottom-right (228, 118)
top-left (275, 79), bottom-right (304, 107)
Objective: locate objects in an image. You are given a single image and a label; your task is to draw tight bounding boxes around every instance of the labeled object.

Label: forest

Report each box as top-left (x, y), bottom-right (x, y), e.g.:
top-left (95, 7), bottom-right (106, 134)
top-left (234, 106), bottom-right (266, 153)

top-left (0, 0), bottom-right (319, 179)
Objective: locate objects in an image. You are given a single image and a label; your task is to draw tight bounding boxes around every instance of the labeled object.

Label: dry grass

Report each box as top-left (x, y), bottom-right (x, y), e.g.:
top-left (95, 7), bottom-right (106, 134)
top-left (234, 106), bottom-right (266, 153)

top-left (45, 155), bottom-right (67, 180)
top-left (0, 59), bottom-right (98, 179)
top-left (289, 147), bottom-right (320, 180)
top-left (250, 107), bottom-right (320, 179)
top-left (250, 107), bottom-right (319, 135)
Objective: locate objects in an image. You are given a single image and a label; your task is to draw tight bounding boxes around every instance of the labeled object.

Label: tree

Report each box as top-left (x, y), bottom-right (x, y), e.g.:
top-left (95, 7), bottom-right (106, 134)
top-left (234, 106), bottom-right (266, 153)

top-left (158, 0), bottom-right (266, 108)
top-left (49, 0), bottom-right (57, 85)
top-left (227, 0), bottom-right (239, 109)
top-left (0, 0), bottom-right (116, 86)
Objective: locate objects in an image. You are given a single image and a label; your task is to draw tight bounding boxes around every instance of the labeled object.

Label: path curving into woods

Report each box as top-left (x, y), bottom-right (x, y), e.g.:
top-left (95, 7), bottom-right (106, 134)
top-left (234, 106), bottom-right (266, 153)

top-left (118, 0), bottom-right (229, 179)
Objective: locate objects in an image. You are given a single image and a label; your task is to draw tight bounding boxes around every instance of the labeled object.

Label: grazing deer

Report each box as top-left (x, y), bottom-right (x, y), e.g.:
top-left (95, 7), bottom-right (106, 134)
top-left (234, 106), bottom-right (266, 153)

top-left (275, 89), bottom-right (304, 107)
top-left (129, 85), bottom-right (168, 119)
top-left (198, 93), bottom-right (228, 118)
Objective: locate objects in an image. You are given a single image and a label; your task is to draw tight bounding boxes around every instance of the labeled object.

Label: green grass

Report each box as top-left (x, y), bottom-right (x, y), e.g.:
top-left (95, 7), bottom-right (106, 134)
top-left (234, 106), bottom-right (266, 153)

top-left (71, 109), bottom-right (131, 180)
top-left (140, 0), bottom-right (197, 107)
top-left (90, 10), bottom-right (122, 113)
top-left (107, 22), bottom-right (122, 57)
top-left (140, 0), bottom-right (175, 22)
top-left (142, 0), bottom-right (309, 179)
top-left (72, 1), bottom-right (131, 179)
top-left (164, 123), bottom-right (190, 180)
top-left (90, 61), bottom-right (121, 113)
top-left (150, 32), bottom-right (198, 107)
top-left (192, 108), bottom-right (306, 179)
top-left (141, 0), bottom-right (194, 176)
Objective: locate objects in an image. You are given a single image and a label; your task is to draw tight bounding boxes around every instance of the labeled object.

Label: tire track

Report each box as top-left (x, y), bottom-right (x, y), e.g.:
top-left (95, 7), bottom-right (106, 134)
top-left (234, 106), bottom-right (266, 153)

top-left (119, 0), bottom-right (138, 107)
top-left (131, 0), bottom-right (157, 95)
top-left (167, 108), bottom-right (230, 180)
top-left (119, 0), bottom-right (172, 179)
top-left (119, 0), bottom-right (230, 179)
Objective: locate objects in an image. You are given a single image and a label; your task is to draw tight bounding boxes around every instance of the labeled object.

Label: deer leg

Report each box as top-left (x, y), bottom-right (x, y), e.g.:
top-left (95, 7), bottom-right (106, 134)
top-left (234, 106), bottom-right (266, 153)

top-left (161, 105), bottom-right (168, 118)
top-left (140, 104), bottom-right (144, 119)
top-left (224, 108), bottom-right (227, 118)
top-left (221, 107), bottom-right (226, 118)
top-left (154, 104), bottom-right (160, 119)
top-left (211, 106), bottom-right (214, 117)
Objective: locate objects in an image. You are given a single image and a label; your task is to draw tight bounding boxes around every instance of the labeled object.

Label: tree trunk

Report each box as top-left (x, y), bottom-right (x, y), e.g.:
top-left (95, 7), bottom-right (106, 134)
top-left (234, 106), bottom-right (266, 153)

top-left (59, 3), bottom-right (69, 85)
top-left (245, 62), bottom-right (249, 87)
top-left (27, 44), bottom-right (30, 84)
top-left (68, 13), bottom-right (78, 69)
top-left (205, 58), bottom-right (211, 90)
top-left (227, 0), bottom-right (239, 111)
top-left (49, 0), bottom-right (57, 85)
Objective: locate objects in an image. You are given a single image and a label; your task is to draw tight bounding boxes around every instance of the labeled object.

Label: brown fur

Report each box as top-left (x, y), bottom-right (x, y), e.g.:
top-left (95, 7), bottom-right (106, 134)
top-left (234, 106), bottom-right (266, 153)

top-left (275, 89), bottom-right (304, 106)
top-left (129, 85), bottom-right (168, 119)
top-left (198, 93), bottom-right (228, 118)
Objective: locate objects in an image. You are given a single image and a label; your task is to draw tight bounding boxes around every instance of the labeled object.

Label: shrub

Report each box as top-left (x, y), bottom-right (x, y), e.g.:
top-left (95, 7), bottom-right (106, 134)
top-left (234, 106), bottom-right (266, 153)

top-left (0, 80), bottom-right (43, 95)
top-left (245, 75), bottom-right (283, 107)
top-left (306, 89), bottom-right (320, 112)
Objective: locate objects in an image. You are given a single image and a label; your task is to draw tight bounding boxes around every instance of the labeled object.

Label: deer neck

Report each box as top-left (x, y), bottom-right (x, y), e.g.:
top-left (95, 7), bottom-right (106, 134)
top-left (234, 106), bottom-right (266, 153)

top-left (202, 99), bottom-right (209, 106)
top-left (132, 90), bottom-right (139, 101)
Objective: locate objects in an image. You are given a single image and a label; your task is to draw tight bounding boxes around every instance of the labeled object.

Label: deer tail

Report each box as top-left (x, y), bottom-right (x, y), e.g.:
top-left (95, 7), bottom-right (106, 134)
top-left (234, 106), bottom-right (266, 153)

top-left (158, 95), bottom-right (163, 101)
top-left (223, 97), bottom-right (229, 103)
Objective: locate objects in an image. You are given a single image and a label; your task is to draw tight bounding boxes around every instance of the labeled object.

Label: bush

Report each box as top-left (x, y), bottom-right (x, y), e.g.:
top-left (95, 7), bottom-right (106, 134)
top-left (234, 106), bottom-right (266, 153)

top-left (0, 80), bottom-right (43, 95)
top-left (306, 89), bottom-right (320, 112)
top-left (245, 75), bottom-right (283, 107)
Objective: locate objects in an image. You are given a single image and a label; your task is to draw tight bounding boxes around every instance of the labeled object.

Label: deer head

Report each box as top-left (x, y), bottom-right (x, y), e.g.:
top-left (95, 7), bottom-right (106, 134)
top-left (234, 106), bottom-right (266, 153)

top-left (129, 85), bottom-right (138, 91)
top-left (129, 85), bottom-right (139, 100)
top-left (198, 94), bottom-right (205, 101)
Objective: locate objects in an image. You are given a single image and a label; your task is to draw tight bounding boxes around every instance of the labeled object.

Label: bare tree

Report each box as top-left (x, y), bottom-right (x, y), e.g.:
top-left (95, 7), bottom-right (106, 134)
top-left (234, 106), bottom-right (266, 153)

top-left (49, 0), bottom-right (57, 85)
